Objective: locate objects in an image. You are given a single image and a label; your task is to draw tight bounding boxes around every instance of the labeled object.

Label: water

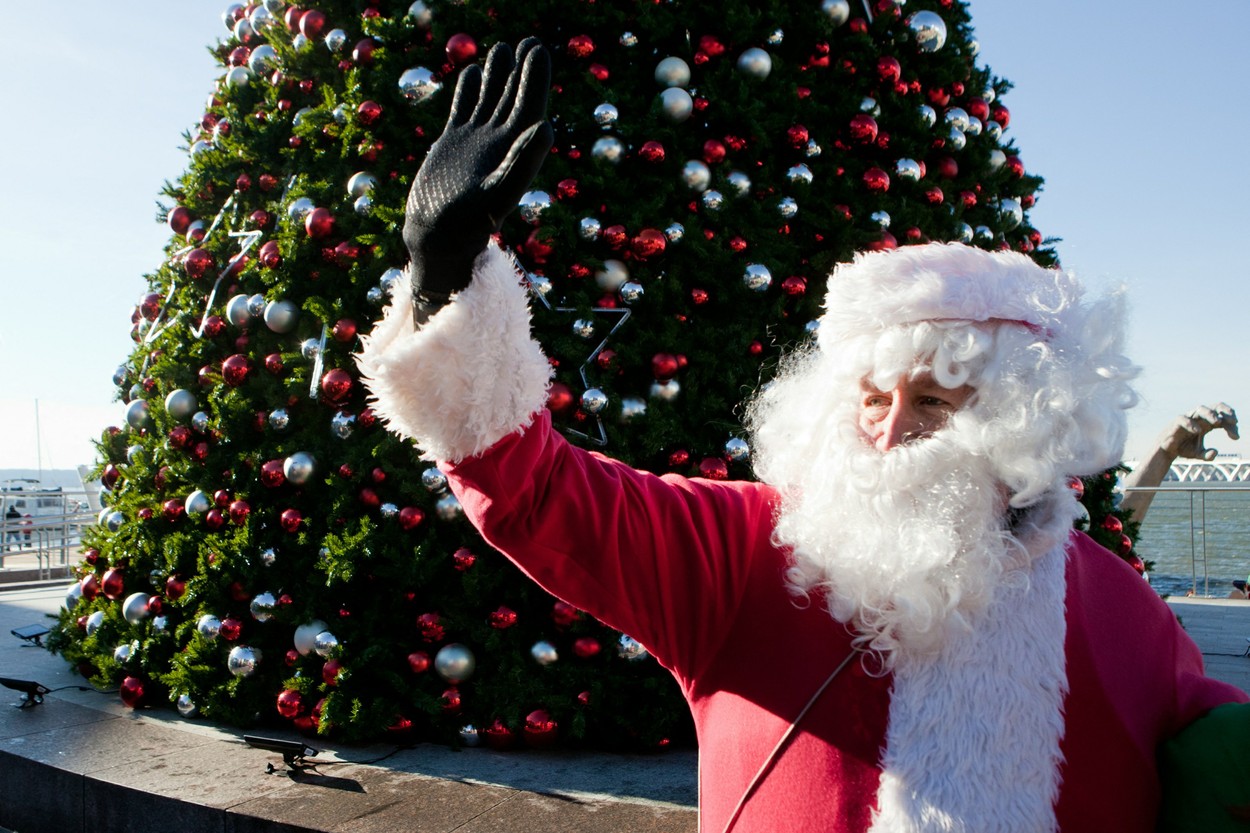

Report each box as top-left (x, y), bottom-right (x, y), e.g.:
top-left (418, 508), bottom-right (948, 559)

top-left (1135, 488), bottom-right (1250, 598)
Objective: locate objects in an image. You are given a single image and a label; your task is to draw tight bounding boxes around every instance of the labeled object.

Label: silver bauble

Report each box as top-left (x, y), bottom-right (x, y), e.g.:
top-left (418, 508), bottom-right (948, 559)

top-left (248, 294), bottom-right (267, 317)
top-left (324, 28), bottom-right (348, 52)
top-left (129, 384), bottom-right (146, 402)
top-left (226, 293), bottom-right (253, 327)
top-left (860, 96), bottom-right (880, 116)
top-left (682, 160), bottom-right (711, 191)
top-left (399, 66), bottom-right (441, 103)
top-left (664, 223), bottom-right (685, 242)
top-left (104, 511), bottom-right (125, 533)
top-left (64, 582), bottom-right (83, 611)
top-left (292, 33), bottom-right (308, 51)
top-left (185, 490), bottom-right (211, 515)
top-left (592, 103), bottom-right (619, 128)
top-left (620, 398), bottom-right (647, 422)
top-left (114, 644), bottom-right (133, 664)
top-left (592, 136), bottom-right (624, 163)
top-left (870, 210), bottom-right (892, 229)
top-left (421, 467), bottom-right (449, 492)
top-left (724, 437), bottom-right (750, 463)
top-left (250, 591), bottom-right (277, 622)
top-left (227, 645), bottom-right (261, 677)
top-left (654, 56), bottom-right (691, 88)
top-left (294, 620), bottom-right (328, 655)
top-left (726, 170), bottom-right (752, 196)
top-left (175, 693), bottom-right (198, 718)
top-left (436, 494), bottom-right (463, 521)
top-left (975, 225), bottom-right (995, 243)
top-left (283, 452), bottom-right (317, 486)
top-left (964, 118), bottom-right (982, 137)
top-left (956, 222), bottom-right (974, 243)
top-left (287, 196), bottom-right (315, 223)
top-left (531, 640), bottom-right (558, 665)
top-left (407, 0), bottom-right (432, 26)
top-left (331, 105), bottom-right (349, 125)
top-left (581, 388), bottom-right (609, 414)
top-left (313, 630), bottom-right (339, 657)
top-left (619, 281), bottom-right (645, 304)
top-left (620, 32), bottom-right (638, 48)
top-left (435, 643), bottom-right (477, 683)
top-left (248, 44), bottom-right (279, 75)
top-left (768, 29), bottom-right (784, 45)
top-left (459, 725), bottom-right (482, 747)
top-left (292, 107), bottom-right (314, 127)
top-left (986, 150), bottom-right (1007, 173)
top-left (249, 6), bottom-right (275, 31)
top-left (579, 217), bottom-right (602, 241)
top-left (985, 121), bottom-right (1003, 142)
top-left (197, 614), bottom-right (222, 640)
top-left (330, 411), bottom-right (356, 439)
top-left (222, 3), bottom-right (243, 29)
top-left (165, 389), bottom-right (198, 420)
top-left (263, 299), bottom-right (300, 333)
top-left (125, 399), bottom-right (151, 429)
top-left (945, 107), bottom-right (971, 133)
top-left (908, 10), bottom-right (948, 53)
top-left (805, 140), bottom-right (823, 158)
top-left (659, 88), bottom-right (693, 122)
top-left (777, 197), bottom-right (798, 218)
top-left (618, 634), bottom-right (649, 660)
top-left (190, 140), bottom-right (212, 159)
top-left (191, 411), bottom-right (210, 433)
top-left (786, 164), bottom-right (814, 185)
top-left (572, 318), bottom-right (597, 339)
top-left (226, 65), bottom-right (253, 88)
top-left (122, 593), bottom-right (151, 625)
top-left (896, 158), bottom-right (923, 181)
top-left (702, 190), bottom-right (725, 212)
top-left (918, 104), bottom-right (937, 128)
top-left (268, 409), bottom-right (290, 431)
top-left (380, 502), bottom-right (399, 519)
top-left (998, 198), bottom-right (1023, 230)
top-left (300, 338), bottom-right (321, 360)
top-left (260, 547), bottom-right (278, 567)
top-left (151, 616), bottom-right (168, 633)
top-left (347, 171), bottom-right (378, 197)
top-left (379, 267), bottom-right (404, 294)
top-left (743, 263), bottom-right (773, 292)
top-left (737, 47), bottom-right (772, 79)
top-left (967, 38), bottom-right (981, 57)
top-left (518, 190), bottom-right (553, 223)
top-left (650, 380), bottom-right (681, 401)
top-left (947, 127), bottom-right (967, 151)
top-left (822, 0), bottom-right (851, 25)
top-left (113, 365), bottom-right (129, 387)
top-left (596, 259), bottom-right (629, 291)
top-left (528, 274), bottom-right (553, 297)
top-left (86, 610), bottom-right (105, 636)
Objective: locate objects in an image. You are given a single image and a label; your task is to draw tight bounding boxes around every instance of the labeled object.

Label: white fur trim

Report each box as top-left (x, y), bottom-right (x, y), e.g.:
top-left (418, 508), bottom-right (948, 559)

top-left (868, 534), bottom-right (1070, 833)
top-left (355, 244), bottom-right (552, 462)
top-left (818, 243), bottom-right (1081, 351)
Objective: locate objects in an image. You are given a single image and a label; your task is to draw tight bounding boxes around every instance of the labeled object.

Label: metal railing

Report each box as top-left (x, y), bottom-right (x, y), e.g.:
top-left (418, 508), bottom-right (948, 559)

top-left (2, 491), bottom-right (97, 581)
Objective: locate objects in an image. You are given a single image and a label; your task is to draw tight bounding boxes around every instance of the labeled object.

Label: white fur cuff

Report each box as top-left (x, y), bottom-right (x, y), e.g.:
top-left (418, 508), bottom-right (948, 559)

top-left (355, 244), bottom-right (552, 463)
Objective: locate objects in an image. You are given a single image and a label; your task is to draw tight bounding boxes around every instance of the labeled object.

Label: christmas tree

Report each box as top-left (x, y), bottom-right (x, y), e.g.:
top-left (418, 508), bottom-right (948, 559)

top-left (49, 0), bottom-right (1140, 747)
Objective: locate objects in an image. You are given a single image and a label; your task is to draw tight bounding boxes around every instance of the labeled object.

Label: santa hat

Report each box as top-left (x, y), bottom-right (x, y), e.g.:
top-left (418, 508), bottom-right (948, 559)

top-left (816, 242), bottom-right (1081, 349)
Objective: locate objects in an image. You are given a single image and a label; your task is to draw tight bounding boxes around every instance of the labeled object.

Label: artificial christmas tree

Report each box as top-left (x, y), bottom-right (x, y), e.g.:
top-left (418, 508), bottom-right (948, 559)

top-left (50, 0), bottom-right (1137, 747)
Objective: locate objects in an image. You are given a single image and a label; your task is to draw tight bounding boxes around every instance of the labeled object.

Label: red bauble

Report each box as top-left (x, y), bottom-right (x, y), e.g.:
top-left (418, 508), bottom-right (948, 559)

top-left (119, 676), bottom-right (145, 708)
top-left (651, 353), bottom-right (680, 381)
top-left (877, 56), bottom-right (901, 84)
top-left (781, 276), bottom-right (808, 297)
top-left (567, 34), bottom-right (595, 59)
top-left (192, 442), bottom-right (210, 463)
top-left (416, 612), bottom-right (445, 641)
top-left (260, 459), bottom-right (286, 488)
top-left (101, 568), bottom-right (125, 600)
top-left (966, 97), bottom-right (990, 121)
top-left (304, 207), bottom-right (335, 239)
top-left (862, 167), bottom-right (890, 192)
top-left (489, 606), bottom-right (518, 629)
top-left (259, 240), bottom-right (281, 268)
top-left (101, 464), bottom-right (121, 490)
top-left (1117, 533), bottom-right (1133, 557)
top-left (83, 548), bottom-right (100, 566)
top-left (285, 649), bottom-right (300, 667)
top-left (167, 206), bottom-right (193, 235)
top-left (848, 114), bottom-right (878, 144)
top-left (573, 637), bottom-right (601, 658)
top-left (867, 231), bottom-right (898, 251)
top-left (221, 354), bottom-right (251, 387)
top-left (959, 190), bottom-right (977, 209)
top-left (923, 186), bottom-right (945, 205)
top-left (227, 499), bottom-right (250, 525)
top-left (482, 718), bottom-right (517, 750)
top-left (332, 319), bottom-right (358, 342)
top-left (632, 228), bottom-right (667, 259)
top-left (445, 33), bottom-right (478, 65)
top-left (280, 508), bottom-right (303, 533)
top-left (546, 382), bottom-right (575, 414)
top-left (162, 498), bottom-right (185, 521)
top-left (139, 293), bottom-right (162, 321)
top-left (1005, 155), bottom-right (1025, 178)
top-left (668, 449), bottom-right (691, 468)
top-left (551, 601), bottom-right (580, 627)
top-left (264, 353), bottom-right (284, 375)
top-left (201, 317), bottom-right (226, 340)
top-left (588, 63), bottom-right (609, 81)
top-left (407, 651), bottom-right (431, 674)
top-left (147, 596), bottom-right (164, 616)
top-left (298, 8), bottom-right (326, 39)
top-left (320, 368), bottom-right (353, 403)
top-left (1128, 554), bottom-right (1146, 576)
top-left (786, 124), bottom-right (809, 148)
top-left (992, 104), bottom-right (1010, 127)
top-left (322, 659), bottom-right (343, 686)
top-left (577, 691), bottom-right (591, 706)
top-left (440, 687), bottom-right (462, 713)
top-left (387, 503), bottom-right (423, 530)
top-left (352, 38), bottom-right (376, 64)
top-left (699, 458), bottom-right (729, 480)
top-left (80, 573), bottom-right (100, 600)
top-left (165, 575), bottom-right (186, 600)
top-left (601, 224), bottom-right (627, 249)
top-left (276, 689), bottom-right (303, 719)
top-left (523, 709), bottom-right (558, 748)
top-left (1102, 515), bottom-right (1124, 534)
top-left (933, 156), bottom-right (958, 179)
top-left (639, 141), bottom-right (665, 163)
top-left (168, 426), bottom-right (192, 450)
top-left (219, 618), bottom-right (243, 641)
top-left (204, 509), bottom-right (226, 530)
top-left (184, 248), bottom-right (215, 279)
top-left (1068, 476), bottom-right (1085, 500)
top-left (356, 100), bottom-right (383, 127)
top-left (452, 548), bottom-right (476, 571)
top-left (358, 487), bottom-right (380, 509)
top-left (702, 139), bottom-right (727, 165)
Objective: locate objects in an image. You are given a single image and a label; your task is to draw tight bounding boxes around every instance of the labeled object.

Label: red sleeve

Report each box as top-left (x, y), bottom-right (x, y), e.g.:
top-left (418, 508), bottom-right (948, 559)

top-left (444, 410), bottom-right (779, 687)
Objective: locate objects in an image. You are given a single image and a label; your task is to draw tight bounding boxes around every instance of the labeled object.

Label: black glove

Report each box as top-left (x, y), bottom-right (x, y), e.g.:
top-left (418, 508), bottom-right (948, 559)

top-left (403, 38), bottom-right (553, 324)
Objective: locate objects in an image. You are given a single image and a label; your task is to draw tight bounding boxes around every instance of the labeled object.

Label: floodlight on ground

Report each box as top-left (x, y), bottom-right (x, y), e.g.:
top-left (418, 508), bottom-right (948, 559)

top-left (0, 676), bottom-right (51, 709)
top-left (244, 734), bottom-right (320, 772)
top-left (11, 624), bottom-right (50, 647)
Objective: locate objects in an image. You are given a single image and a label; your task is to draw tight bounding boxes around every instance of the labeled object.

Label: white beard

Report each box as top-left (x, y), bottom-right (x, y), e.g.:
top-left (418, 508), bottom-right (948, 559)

top-left (772, 415), bottom-right (1033, 663)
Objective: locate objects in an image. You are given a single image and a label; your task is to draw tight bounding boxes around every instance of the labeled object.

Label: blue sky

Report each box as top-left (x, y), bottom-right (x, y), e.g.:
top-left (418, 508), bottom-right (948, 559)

top-left (2, 1), bottom-right (1247, 471)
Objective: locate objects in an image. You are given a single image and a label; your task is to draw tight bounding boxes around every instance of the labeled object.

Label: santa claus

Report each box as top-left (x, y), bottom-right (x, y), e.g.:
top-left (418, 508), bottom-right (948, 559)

top-left (358, 39), bottom-right (1246, 833)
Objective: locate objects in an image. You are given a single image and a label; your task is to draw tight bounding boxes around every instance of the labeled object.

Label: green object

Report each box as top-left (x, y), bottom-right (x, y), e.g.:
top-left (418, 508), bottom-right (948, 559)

top-left (1159, 703), bottom-right (1250, 831)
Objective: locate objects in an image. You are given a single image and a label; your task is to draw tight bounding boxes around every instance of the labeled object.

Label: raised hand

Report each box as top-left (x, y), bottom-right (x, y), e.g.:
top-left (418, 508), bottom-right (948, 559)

top-left (1165, 403), bottom-right (1239, 461)
top-left (403, 38), bottom-right (553, 323)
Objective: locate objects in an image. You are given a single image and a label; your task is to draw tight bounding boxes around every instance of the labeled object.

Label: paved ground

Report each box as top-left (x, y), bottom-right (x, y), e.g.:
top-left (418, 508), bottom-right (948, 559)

top-left (3, 552), bottom-right (1250, 833)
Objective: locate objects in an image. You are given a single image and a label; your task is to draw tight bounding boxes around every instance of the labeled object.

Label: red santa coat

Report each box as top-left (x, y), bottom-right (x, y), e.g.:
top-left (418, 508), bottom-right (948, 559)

top-left (446, 410), bottom-right (1247, 833)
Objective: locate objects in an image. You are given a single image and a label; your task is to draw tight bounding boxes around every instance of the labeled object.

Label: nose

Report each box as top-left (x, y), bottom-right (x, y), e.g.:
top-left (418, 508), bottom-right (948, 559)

top-left (877, 399), bottom-right (925, 452)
